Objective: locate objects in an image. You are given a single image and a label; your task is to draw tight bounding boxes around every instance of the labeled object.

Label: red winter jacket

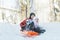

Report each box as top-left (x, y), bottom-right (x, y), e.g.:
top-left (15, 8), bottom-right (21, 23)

top-left (20, 18), bottom-right (29, 27)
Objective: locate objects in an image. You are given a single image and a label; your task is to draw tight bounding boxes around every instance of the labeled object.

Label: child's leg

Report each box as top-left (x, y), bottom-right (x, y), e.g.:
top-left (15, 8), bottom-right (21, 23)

top-left (21, 27), bottom-right (26, 31)
top-left (34, 27), bottom-right (46, 34)
top-left (34, 27), bottom-right (41, 33)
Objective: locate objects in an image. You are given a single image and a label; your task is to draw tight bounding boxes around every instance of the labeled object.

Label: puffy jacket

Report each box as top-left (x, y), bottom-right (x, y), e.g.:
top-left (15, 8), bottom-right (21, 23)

top-left (20, 18), bottom-right (29, 27)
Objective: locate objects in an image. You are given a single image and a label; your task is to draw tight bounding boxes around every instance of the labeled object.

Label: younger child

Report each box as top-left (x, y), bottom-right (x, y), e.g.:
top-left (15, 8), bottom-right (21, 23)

top-left (33, 17), bottom-right (46, 34)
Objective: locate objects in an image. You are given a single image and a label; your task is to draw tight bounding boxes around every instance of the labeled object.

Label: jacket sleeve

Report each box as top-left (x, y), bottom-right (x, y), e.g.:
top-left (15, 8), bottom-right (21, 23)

top-left (20, 19), bottom-right (27, 27)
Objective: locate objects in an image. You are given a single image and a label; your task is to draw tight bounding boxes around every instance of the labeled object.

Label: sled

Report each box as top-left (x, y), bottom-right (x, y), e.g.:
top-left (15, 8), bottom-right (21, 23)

top-left (21, 30), bottom-right (39, 37)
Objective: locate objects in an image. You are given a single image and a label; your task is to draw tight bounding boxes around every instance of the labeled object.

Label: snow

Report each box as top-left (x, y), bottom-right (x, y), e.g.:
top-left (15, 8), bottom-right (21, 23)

top-left (0, 22), bottom-right (60, 40)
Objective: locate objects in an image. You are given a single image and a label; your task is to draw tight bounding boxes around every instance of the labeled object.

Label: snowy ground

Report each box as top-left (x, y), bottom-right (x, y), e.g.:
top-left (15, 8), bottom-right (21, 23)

top-left (0, 22), bottom-right (60, 40)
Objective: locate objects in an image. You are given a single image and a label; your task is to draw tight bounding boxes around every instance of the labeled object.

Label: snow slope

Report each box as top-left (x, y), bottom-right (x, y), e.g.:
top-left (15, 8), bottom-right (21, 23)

top-left (0, 22), bottom-right (60, 40)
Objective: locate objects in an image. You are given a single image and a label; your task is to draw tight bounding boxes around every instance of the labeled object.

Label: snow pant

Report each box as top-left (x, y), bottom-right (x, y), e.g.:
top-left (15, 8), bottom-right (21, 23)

top-left (33, 27), bottom-right (46, 34)
top-left (21, 27), bottom-right (26, 31)
top-left (26, 22), bottom-right (46, 34)
top-left (21, 22), bottom-right (46, 34)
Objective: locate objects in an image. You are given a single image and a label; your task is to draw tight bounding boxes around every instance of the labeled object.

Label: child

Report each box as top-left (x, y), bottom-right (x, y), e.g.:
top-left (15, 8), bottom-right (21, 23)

top-left (33, 17), bottom-right (46, 34)
top-left (33, 17), bottom-right (39, 28)
top-left (20, 13), bottom-right (35, 31)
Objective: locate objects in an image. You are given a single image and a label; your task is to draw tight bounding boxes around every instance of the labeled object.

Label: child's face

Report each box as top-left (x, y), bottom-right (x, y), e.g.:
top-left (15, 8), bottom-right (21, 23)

top-left (31, 15), bottom-right (35, 19)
